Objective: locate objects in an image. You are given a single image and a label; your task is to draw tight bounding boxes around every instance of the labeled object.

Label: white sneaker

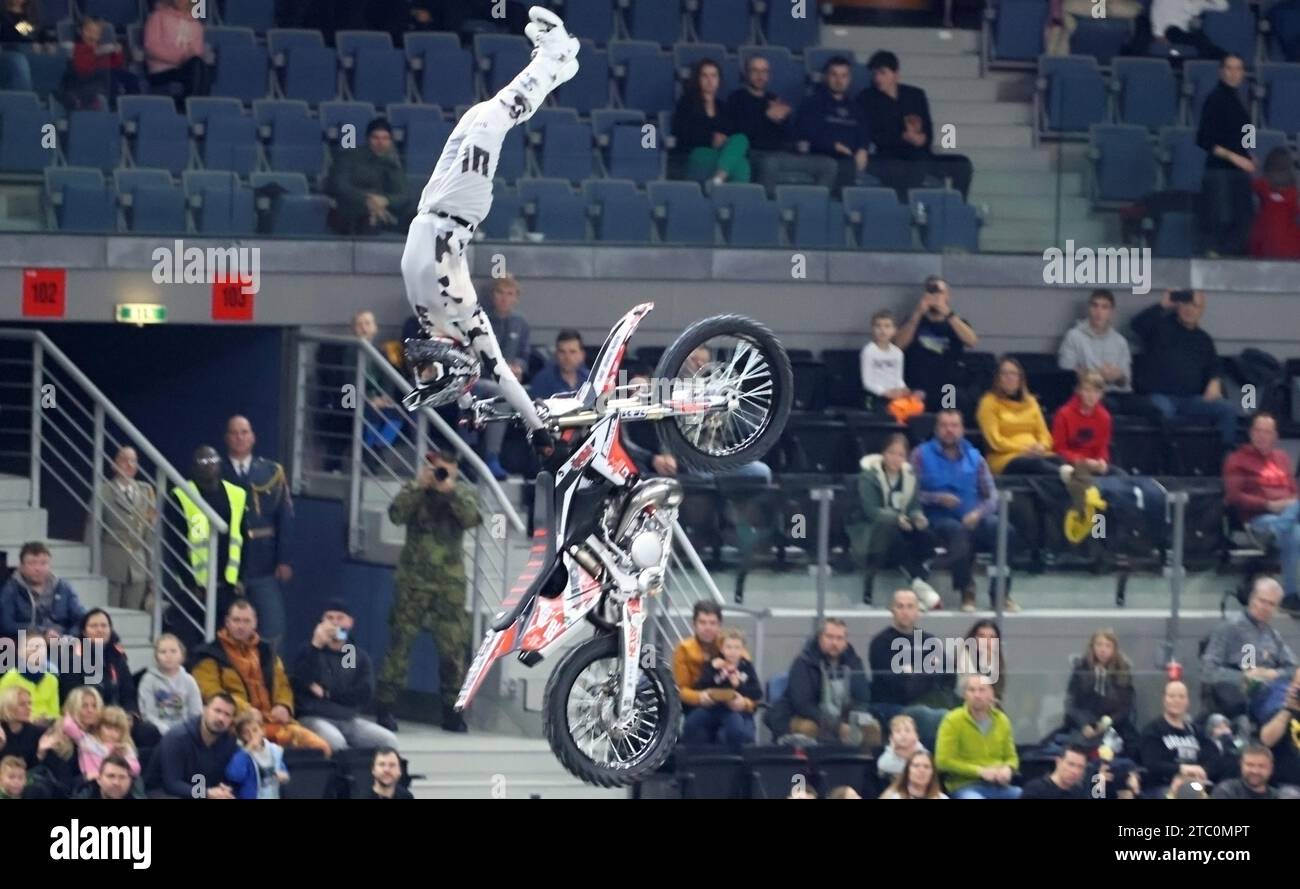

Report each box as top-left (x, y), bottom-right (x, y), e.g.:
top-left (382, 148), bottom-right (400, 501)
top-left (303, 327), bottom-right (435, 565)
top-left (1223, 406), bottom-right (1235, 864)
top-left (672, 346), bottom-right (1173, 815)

top-left (525, 6), bottom-right (580, 85)
top-left (911, 577), bottom-right (942, 611)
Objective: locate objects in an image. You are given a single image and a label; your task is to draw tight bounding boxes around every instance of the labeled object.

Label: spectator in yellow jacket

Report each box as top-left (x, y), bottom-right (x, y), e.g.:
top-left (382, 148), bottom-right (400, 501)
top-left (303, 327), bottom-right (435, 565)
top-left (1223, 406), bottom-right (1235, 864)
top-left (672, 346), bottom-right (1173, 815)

top-left (0, 635), bottom-right (61, 724)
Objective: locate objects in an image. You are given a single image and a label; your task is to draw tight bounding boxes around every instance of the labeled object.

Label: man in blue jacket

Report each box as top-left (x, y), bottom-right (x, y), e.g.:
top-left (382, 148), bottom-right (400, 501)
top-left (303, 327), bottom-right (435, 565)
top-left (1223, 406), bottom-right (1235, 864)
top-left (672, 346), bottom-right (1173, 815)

top-left (793, 56), bottom-right (870, 194)
top-left (0, 541), bottom-right (86, 641)
top-left (154, 693), bottom-right (257, 799)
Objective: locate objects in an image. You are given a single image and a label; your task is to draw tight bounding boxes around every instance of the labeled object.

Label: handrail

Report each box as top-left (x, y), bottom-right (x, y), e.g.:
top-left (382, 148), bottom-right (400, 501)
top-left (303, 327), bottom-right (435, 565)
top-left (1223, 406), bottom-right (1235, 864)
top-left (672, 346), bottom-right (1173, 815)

top-left (299, 329), bottom-right (525, 535)
top-left (0, 328), bottom-right (227, 533)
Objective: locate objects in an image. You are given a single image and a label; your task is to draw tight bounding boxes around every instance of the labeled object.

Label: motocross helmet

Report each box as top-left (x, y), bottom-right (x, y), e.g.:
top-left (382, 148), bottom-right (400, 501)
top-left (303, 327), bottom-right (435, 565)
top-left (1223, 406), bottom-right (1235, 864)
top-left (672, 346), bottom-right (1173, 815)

top-left (402, 335), bottom-right (481, 410)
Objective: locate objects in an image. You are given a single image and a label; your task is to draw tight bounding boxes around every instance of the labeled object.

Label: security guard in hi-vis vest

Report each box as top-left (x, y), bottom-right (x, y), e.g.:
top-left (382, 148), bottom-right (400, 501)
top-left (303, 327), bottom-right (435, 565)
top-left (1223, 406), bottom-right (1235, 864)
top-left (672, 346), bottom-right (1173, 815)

top-left (222, 416), bottom-right (294, 652)
top-left (170, 445), bottom-right (246, 651)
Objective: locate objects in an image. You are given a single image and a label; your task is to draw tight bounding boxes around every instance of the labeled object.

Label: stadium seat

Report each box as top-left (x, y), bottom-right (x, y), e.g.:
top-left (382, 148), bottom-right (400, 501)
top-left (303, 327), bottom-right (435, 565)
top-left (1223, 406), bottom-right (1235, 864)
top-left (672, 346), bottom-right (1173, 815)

top-left (591, 107), bottom-right (643, 139)
top-left (527, 107), bottom-right (581, 132)
top-left (350, 46), bottom-right (409, 107)
top-left (1151, 210), bottom-right (1196, 257)
top-left (841, 187), bottom-right (914, 251)
top-left (711, 182), bottom-right (782, 247)
top-left (558, 0), bottom-right (617, 45)
top-left (737, 45), bottom-right (804, 107)
top-left (25, 49), bottom-right (71, 100)
top-left (186, 96), bottom-right (243, 131)
top-left (807, 748), bottom-right (878, 799)
top-left (617, 50), bottom-right (677, 117)
top-left (386, 102), bottom-right (450, 179)
top-left (1253, 129), bottom-right (1290, 166)
top-left (281, 45), bottom-right (340, 106)
top-left (786, 417), bottom-right (858, 473)
top-left (82, 0), bottom-right (138, 27)
top-left (1259, 63), bottom-right (1300, 135)
top-left (821, 349), bottom-right (866, 409)
top-left (268, 28), bottom-right (325, 57)
top-left (254, 100), bottom-right (325, 177)
top-left (694, 0), bottom-right (753, 50)
top-left (184, 170), bottom-right (258, 235)
top-left (336, 30), bottom-right (394, 61)
top-left (606, 121), bottom-right (661, 183)
top-left (200, 108), bottom-right (260, 175)
top-left (116, 168), bottom-right (187, 234)
top-left (535, 118), bottom-right (594, 183)
top-left (625, 0), bottom-right (683, 47)
top-left (760, 0), bottom-right (821, 52)
top-left (556, 41), bottom-right (610, 113)
top-left (1089, 124), bottom-right (1158, 205)
top-left (584, 178), bottom-right (653, 242)
top-left (1111, 58), bottom-right (1178, 132)
top-left (221, 0), bottom-right (276, 33)
top-left (909, 188), bottom-right (980, 252)
top-left (648, 179), bottom-right (716, 244)
top-left (1199, 0), bottom-right (1258, 66)
top-left (674, 42), bottom-right (738, 96)
top-left (1183, 59), bottom-right (1246, 126)
top-left (0, 89), bottom-right (42, 117)
top-left (320, 101), bottom-right (377, 147)
top-left (989, 0), bottom-right (1048, 62)
top-left (209, 42), bottom-right (271, 105)
top-left (250, 171), bottom-right (331, 235)
top-left (608, 39), bottom-right (662, 66)
top-left (64, 109), bottom-right (122, 173)
top-left (775, 185), bottom-right (836, 249)
top-left (498, 125), bottom-right (527, 183)
top-left (519, 177), bottom-right (589, 241)
top-left (0, 104), bottom-right (54, 172)
top-left (676, 750), bottom-right (747, 799)
top-left (474, 33), bottom-right (532, 95)
top-left (1069, 17), bottom-right (1132, 65)
top-left (131, 106), bottom-right (192, 175)
top-left (477, 184), bottom-right (522, 239)
top-left (404, 33), bottom-right (477, 109)
top-left (205, 26), bottom-right (257, 59)
top-left (1038, 55), bottom-right (1107, 137)
top-left (45, 167), bottom-right (117, 232)
top-left (790, 361), bottom-right (830, 412)
top-left (1157, 126), bottom-right (1206, 192)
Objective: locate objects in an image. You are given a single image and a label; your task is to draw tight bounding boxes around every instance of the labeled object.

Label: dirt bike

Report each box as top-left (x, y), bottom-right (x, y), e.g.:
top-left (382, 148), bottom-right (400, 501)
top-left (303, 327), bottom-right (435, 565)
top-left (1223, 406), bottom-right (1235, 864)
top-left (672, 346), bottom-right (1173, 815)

top-left (453, 302), bottom-right (792, 786)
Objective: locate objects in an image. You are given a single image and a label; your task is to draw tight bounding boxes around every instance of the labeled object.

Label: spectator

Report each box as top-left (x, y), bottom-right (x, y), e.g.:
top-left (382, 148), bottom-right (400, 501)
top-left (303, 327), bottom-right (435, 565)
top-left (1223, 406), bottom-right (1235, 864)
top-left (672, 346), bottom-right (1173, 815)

top-left (95, 445), bottom-right (156, 613)
top-left (827, 785), bottom-right (862, 799)
top-left (0, 687), bottom-right (43, 765)
top-left (955, 618), bottom-right (1006, 704)
top-left (292, 600), bottom-right (397, 752)
top-left (1151, 0), bottom-right (1230, 60)
top-left (142, 0), bottom-right (211, 105)
top-left (366, 746), bottom-right (412, 799)
top-left (1166, 774), bottom-right (1210, 798)
top-left (793, 56), bottom-right (869, 194)
top-left (868, 590), bottom-right (954, 749)
top-left (3, 689), bottom-right (77, 798)
top-left (765, 619), bottom-right (877, 748)
top-left (858, 50), bottom-right (973, 201)
top-left (478, 276), bottom-right (531, 479)
top-left (859, 310), bottom-right (925, 422)
top-left (934, 674), bottom-right (1021, 799)
top-left (528, 330), bottom-right (590, 398)
top-left (1196, 54), bottom-right (1254, 255)
top-left (877, 713), bottom-right (926, 780)
top-left (377, 448), bottom-right (481, 734)
top-left (1224, 414), bottom-right (1300, 613)
top-left (1020, 744), bottom-right (1090, 799)
top-left (0, 0), bottom-right (55, 91)
top-left (1095, 757), bottom-right (1143, 799)
top-left (136, 633), bottom-right (203, 737)
top-left (671, 59), bottom-right (750, 186)
top-left (155, 693), bottom-right (255, 799)
top-left (1063, 629), bottom-right (1137, 753)
top-left (0, 754), bottom-right (25, 799)
top-left (62, 16), bottom-right (139, 110)
top-left (1201, 576), bottom-right (1298, 717)
top-left (849, 433), bottom-right (938, 607)
top-left (222, 415), bottom-right (295, 653)
top-left (1256, 666), bottom-right (1300, 786)
top-left (71, 753), bottom-right (141, 800)
top-left (682, 628), bottom-right (761, 751)
top-left (1130, 289), bottom-right (1238, 449)
top-left (1248, 148), bottom-right (1300, 259)
top-left (1211, 743), bottom-right (1280, 798)
top-left (190, 599), bottom-right (332, 754)
top-left (60, 609), bottom-right (136, 711)
top-left (1137, 680), bottom-right (1233, 794)
top-left (0, 541), bottom-right (87, 641)
top-left (61, 692), bottom-right (140, 782)
top-left (879, 749), bottom-right (947, 798)
top-left (0, 634), bottom-right (60, 724)
top-left (672, 601), bottom-right (723, 716)
top-left (894, 276), bottom-right (979, 413)
top-left (1057, 289), bottom-right (1146, 416)
top-left (231, 710), bottom-right (289, 800)
top-left (912, 409), bottom-right (1017, 612)
top-left (726, 54), bottom-right (836, 193)
top-left (1044, 0), bottom-right (1141, 55)
top-left (326, 118), bottom-right (413, 235)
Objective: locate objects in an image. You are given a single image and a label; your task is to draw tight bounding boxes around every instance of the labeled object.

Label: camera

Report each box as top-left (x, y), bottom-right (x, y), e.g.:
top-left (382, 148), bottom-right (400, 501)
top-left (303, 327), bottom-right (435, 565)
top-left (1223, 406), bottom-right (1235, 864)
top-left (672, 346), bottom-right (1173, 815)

top-left (433, 466), bottom-right (450, 482)
top-left (1170, 289), bottom-right (1194, 304)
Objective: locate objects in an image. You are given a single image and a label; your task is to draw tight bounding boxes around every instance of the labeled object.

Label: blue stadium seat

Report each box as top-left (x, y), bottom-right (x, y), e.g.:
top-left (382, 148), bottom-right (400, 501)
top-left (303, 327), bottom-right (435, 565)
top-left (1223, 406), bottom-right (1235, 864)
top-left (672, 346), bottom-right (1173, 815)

top-left (474, 33), bottom-right (532, 95)
top-left (536, 119), bottom-right (594, 183)
top-left (279, 45), bottom-right (339, 106)
top-left (1152, 211), bottom-right (1196, 257)
top-left (478, 184), bottom-right (522, 239)
top-left (584, 178), bottom-right (653, 242)
top-left (711, 182), bottom-right (782, 246)
top-left (254, 101), bottom-right (325, 177)
top-left (519, 177), bottom-right (589, 241)
top-left (1200, 0), bottom-right (1258, 66)
top-left (648, 179), bottom-right (715, 243)
top-left (205, 26), bottom-right (257, 59)
top-left (1259, 63), bottom-right (1300, 135)
top-left (558, 0), bottom-right (616, 45)
top-left (617, 49), bottom-right (677, 116)
top-left (761, 0), bottom-right (821, 52)
top-left (41, 0), bottom-right (73, 23)
top-left (841, 186), bottom-right (914, 251)
top-left (320, 100), bottom-right (377, 158)
top-left (1069, 17), bottom-right (1132, 65)
top-left (1089, 124), bottom-right (1158, 205)
top-left (1252, 129), bottom-right (1290, 166)
top-left (268, 28), bottom-right (325, 57)
top-left (336, 30), bottom-right (393, 62)
top-left (115, 168), bottom-right (187, 234)
top-left (350, 46), bottom-right (409, 107)
top-left (387, 102), bottom-right (451, 179)
top-left (201, 109), bottom-right (259, 174)
top-left (1183, 59), bottom-right (1246, 125)
top-left (118, 95), bottom-right (177, 129)
top-left (184, 170), bottom-right (257, 235)
top-left (1038, 55), bottom-right (1107, 136)
top-left (1111, 58), bottom-right (1178, 131)
top-left (989, 0), bottom-right (1048, 62)
top-left (592, 107), bottom-right (644, 139)
top-left (221, 0), bottom-right (276, 33)
top-left (910, 188), bottom-right (980, 252)
top-left (498, 124), bottom-right (527, 182)
top-left (210, 43), bottom-right (271, 105)
top-left (775, 184), bottom-right (836, 249)
top-left (527, 107), bottom-right (581, 132)
top-left (608, 39), bottom-right (663, 65)
top-left (250, 171), bottom-right (331, 235)
top-left (82, 0), bottom-right (139, 27)
top-left (131, 106), bottom-right (192, 175)
top-left (0, 90), bottom-right (42, 117)
top-left (694, 0), bottom-right (753, 50)
top-left (625, 0), bottom-right (683, 47)
top-left (0, 102), bottom-right (53, 172)
top-left (606, 121), bottom-right (661, 183)
top-left (738, 45), bottom-right (804, 107)
top-left (26, 49), bottom-right (71, 100)
top-left (1158, 126), bottom-right (1206, 191)
top-left (64, 109), bottom-right (122, 173)
top-left (46, 167), bottom-right (118, 232)
top-left (674, 42), bottom-right (738, 96)
top-left (404, 33), bottom-right (476, 108)
top-left (556, 41), bottom-right (610, 113)
top-left (187, 96), bottom-right (244, 131)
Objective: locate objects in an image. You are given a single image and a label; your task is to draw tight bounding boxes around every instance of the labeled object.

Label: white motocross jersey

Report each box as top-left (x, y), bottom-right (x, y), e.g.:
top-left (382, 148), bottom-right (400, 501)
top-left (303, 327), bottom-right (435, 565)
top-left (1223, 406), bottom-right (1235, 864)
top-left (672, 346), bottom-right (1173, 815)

top-left (416, 102), bottom-right (503, 225)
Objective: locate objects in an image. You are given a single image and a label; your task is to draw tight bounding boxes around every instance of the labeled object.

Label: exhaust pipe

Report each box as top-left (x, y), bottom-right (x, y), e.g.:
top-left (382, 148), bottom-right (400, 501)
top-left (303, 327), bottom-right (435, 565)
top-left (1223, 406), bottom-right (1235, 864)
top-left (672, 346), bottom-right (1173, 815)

top-left (614, 477), bottom-right (683, 543)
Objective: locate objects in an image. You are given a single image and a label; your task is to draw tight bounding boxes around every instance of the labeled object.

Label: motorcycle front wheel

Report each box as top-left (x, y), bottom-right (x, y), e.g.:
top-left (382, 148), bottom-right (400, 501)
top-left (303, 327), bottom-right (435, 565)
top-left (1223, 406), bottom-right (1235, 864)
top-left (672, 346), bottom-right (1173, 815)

top-left (542, 633), bottom-right (681, 787)
top-left (651, 314), bottom-right (793, 473)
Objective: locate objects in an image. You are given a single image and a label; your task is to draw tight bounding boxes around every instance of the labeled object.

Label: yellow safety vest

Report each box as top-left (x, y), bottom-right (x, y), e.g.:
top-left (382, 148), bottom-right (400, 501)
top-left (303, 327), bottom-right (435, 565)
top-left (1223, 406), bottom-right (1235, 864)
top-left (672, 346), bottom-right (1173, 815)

top-left (173, 481), bottom-right (246, 587)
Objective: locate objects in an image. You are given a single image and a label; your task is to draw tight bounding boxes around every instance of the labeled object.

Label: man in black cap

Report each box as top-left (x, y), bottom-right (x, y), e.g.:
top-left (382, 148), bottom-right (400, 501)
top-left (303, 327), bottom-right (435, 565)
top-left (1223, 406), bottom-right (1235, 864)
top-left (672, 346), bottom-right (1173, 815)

top-left (857, 50), bottom-right (973, 201)
top-left (290, 599), bottom-right (398, 751)
top-left (325, 117), bottom-right (415, 235)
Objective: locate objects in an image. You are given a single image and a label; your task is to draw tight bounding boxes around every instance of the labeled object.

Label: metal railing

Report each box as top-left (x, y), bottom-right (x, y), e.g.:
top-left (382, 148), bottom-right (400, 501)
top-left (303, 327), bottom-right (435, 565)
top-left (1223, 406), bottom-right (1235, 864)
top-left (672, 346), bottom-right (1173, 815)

top-left (0, 329), bottom-right (227, 641)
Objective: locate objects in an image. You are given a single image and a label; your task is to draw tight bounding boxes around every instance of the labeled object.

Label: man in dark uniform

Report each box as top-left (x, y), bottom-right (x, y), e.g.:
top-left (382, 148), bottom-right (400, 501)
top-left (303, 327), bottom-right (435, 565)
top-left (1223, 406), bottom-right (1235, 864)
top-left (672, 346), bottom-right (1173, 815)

top-left (222, 415), bottom-right (294, 652)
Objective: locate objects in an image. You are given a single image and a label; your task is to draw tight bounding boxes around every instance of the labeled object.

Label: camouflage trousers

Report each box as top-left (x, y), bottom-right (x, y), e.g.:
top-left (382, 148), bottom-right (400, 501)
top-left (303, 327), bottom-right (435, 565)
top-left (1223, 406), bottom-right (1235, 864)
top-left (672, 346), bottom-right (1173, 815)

top-left (377, 581), bottom-right (471, 710)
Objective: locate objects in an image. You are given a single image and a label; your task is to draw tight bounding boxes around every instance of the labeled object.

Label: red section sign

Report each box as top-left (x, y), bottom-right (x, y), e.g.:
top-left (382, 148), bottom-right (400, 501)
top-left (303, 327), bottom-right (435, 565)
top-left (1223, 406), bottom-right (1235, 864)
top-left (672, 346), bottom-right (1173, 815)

top-left (211, 277), bottom-right (254, 321)
top-left (22, 268), bottom-right (66, 318)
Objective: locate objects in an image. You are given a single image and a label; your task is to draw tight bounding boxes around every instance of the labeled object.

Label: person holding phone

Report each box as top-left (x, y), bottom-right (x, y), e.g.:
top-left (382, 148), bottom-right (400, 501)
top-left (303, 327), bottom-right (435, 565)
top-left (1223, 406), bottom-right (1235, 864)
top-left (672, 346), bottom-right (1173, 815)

top-left (895, 275), bottom-right (979, 413)
top-left (376, 449), bottom-right (481, 734)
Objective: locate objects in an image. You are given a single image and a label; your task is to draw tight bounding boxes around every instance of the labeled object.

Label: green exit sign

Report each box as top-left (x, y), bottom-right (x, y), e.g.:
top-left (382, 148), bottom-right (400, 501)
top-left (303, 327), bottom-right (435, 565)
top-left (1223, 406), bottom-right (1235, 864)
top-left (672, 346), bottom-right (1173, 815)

top-left (116, 303), bottom-right (167, 325)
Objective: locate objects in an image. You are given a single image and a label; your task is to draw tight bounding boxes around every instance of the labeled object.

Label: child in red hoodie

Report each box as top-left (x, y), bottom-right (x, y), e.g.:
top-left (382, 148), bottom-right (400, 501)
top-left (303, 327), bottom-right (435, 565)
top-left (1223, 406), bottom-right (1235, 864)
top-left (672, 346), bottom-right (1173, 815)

top-left (1248, 148), bottom-right (1300, 260)
top-left (62, 17), bottom-right (139, 110)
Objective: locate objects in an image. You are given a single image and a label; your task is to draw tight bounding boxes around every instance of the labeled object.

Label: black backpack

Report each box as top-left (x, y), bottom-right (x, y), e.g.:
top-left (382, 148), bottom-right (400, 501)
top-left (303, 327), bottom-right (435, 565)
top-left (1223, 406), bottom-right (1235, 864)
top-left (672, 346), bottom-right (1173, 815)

top-left (1226, 348), bottom-right (1286, 416)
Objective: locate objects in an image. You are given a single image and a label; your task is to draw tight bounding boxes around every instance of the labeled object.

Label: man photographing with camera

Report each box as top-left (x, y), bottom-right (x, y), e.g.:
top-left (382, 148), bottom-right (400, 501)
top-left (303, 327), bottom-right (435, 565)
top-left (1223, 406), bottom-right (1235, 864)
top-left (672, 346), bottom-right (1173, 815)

top-left (376, 449), bottom-right (482, 734)
top-left (895, 275), bottom-right (979, 412)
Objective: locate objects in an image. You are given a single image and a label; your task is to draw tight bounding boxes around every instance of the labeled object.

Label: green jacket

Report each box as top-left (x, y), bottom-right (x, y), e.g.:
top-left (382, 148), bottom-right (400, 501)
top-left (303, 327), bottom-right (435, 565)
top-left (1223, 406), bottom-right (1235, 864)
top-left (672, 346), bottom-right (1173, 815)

top-left (389, 481), bottom-right (481, 587)
top-left (325, 146), bottom-right (413, 233)
top-left (846, 453), bottom-right (927, 564)
top-left (934, 704), bottom-right (1019, 792)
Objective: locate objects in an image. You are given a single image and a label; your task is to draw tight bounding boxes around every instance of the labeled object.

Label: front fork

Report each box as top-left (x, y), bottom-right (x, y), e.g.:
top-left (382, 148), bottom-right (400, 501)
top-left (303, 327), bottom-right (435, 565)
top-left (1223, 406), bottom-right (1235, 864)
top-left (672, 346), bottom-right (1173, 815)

top-left (616, 595), bottom-right (645, 724)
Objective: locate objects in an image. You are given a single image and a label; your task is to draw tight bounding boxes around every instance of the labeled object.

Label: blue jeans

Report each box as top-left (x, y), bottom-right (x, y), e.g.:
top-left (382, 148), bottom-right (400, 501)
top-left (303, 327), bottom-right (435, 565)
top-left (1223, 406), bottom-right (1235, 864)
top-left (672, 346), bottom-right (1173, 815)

top-left (1147, 394), bottom-right (1238, 447)
top-left (952, 781), bottom-right (1023, 799)
top-left (682, 707), bottom-right (756, 751)
top-left (243, 574), bottom-right (286, 651)
top-left (1093, 470), bottom-right (1168, 547)
top-left (929, 513), bottom-right (1009, 594)
top-left (683, 461), bottom-right (773, 484)
top-left (1249, 502), bottom-right (1300, 597)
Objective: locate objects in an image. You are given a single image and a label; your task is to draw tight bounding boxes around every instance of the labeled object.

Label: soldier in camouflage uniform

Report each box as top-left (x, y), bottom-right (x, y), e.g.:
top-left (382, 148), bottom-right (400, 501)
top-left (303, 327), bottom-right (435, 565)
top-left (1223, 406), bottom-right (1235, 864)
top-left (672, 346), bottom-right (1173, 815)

top-left (376, 449), bottom-right (481, 733)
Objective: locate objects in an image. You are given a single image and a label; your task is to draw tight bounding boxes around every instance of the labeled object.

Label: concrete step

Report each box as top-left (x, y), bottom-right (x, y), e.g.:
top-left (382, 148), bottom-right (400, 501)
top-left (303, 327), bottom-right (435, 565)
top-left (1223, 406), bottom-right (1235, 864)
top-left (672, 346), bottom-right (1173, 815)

top-left (822, 25), bottom-right (981, 56)
top-left (911, 73), bottom-right (1033, 104)
top-left (102, 606), bottom-right (152, 643)
top-left (0, 506), bottom-right (48, 540)
top-left (0, 538), bottom-right (90, 573)
top-left (0, 474), bottom-right (31, 502)
top-left (939, 123), bottom-right (1033, 149)
top-left (956, 147), bottom-right (1056, 172)
top-left (61, 573), bottom-right (108, 609)
top-left (978, 194), bottom-right (1095, 222)
top-left (930, 100), bottom-right (1032, 126)
top-left (122, 644), bottom-right (154, 667)
top-left (888, 51), bottom-right (982, 80)
top-left (970, 170), bottom-right (1085, 196)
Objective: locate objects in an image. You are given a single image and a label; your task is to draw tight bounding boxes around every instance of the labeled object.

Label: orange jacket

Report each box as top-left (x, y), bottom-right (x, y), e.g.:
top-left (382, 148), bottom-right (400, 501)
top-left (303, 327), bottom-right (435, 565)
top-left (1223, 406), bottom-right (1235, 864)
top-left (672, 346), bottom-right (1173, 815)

top-left (191, 628), bottom-right (294, 717)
